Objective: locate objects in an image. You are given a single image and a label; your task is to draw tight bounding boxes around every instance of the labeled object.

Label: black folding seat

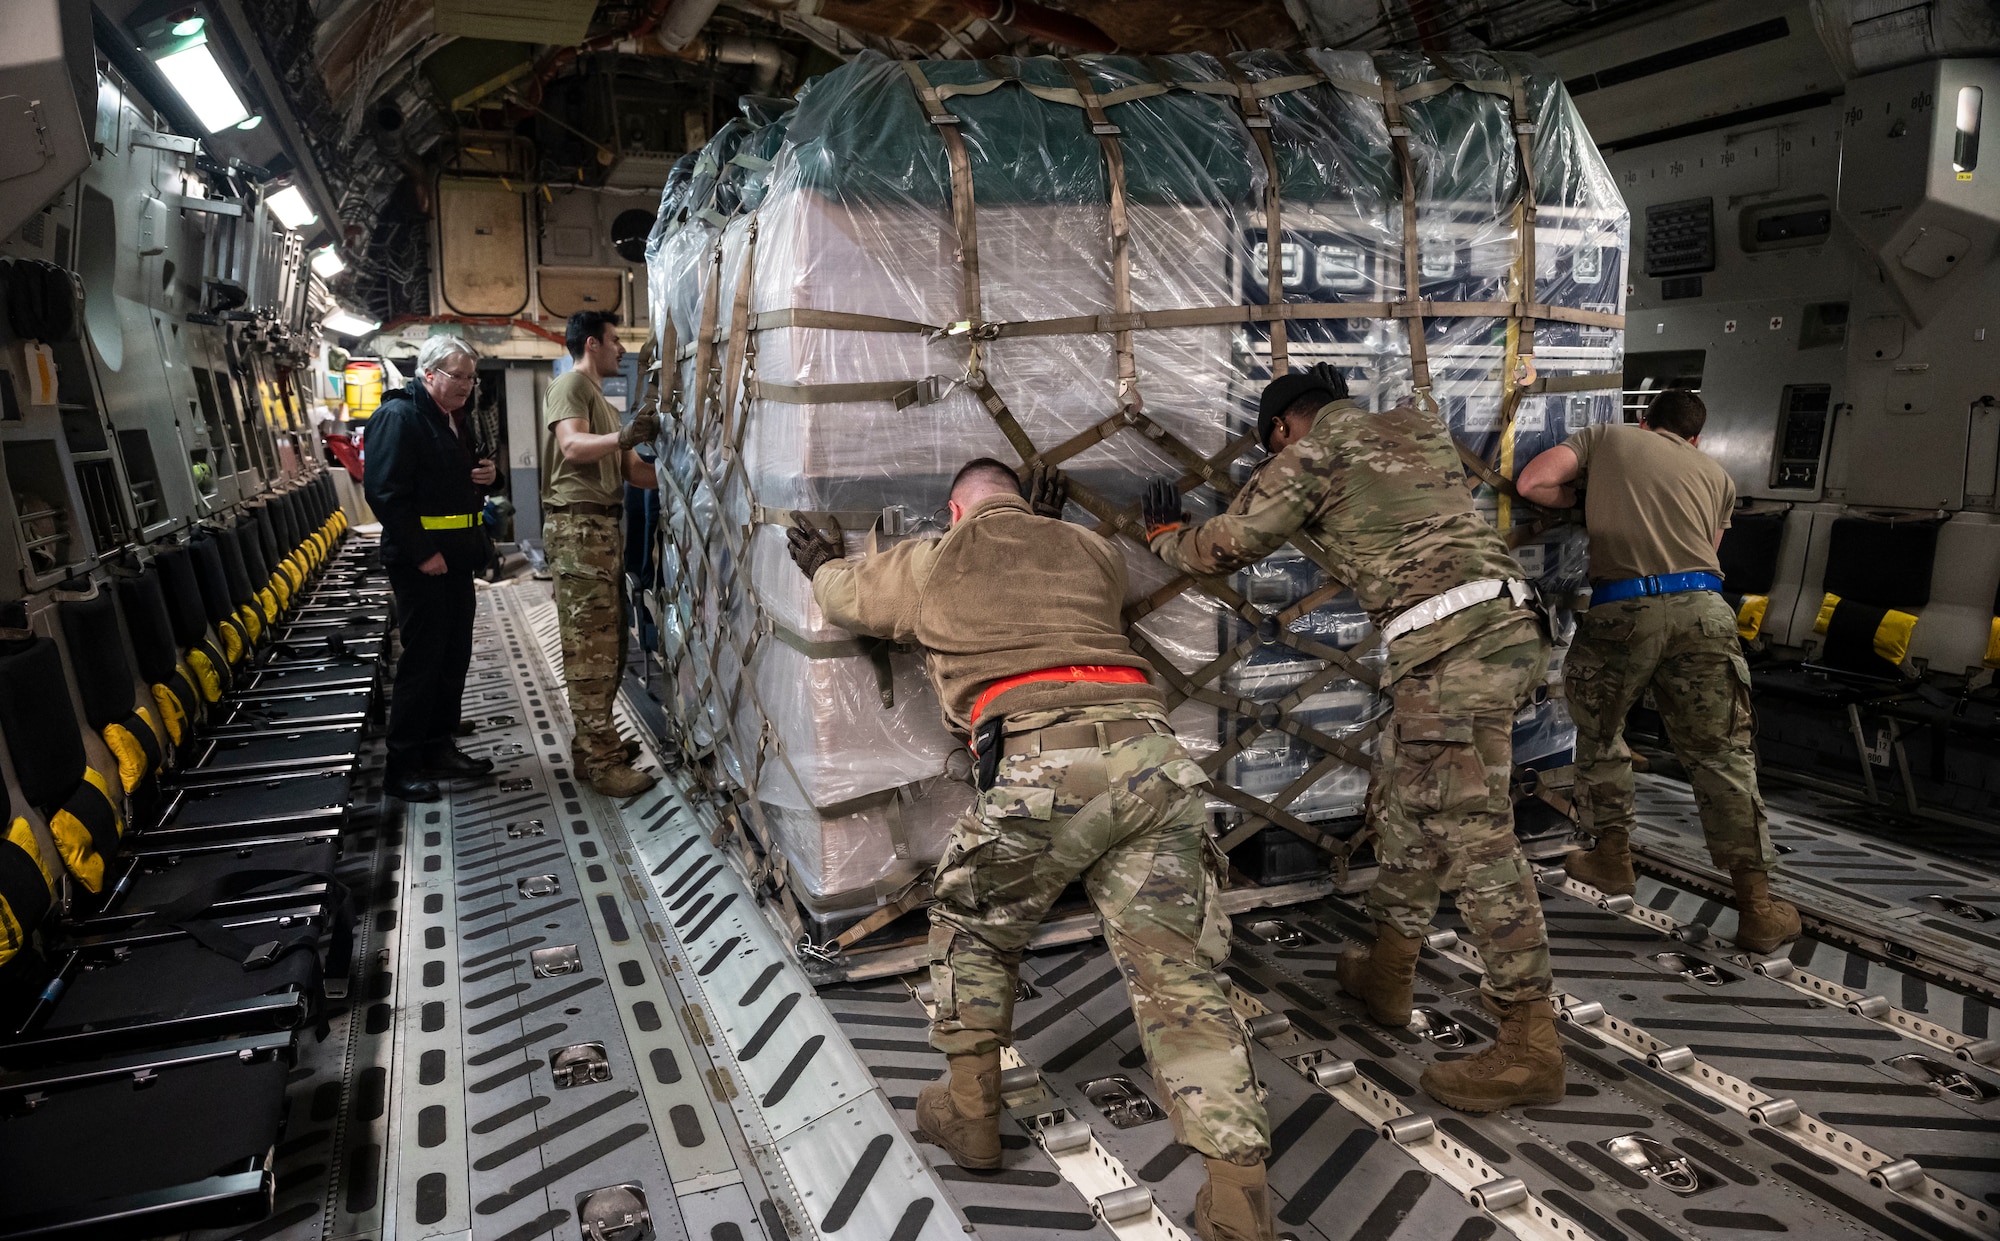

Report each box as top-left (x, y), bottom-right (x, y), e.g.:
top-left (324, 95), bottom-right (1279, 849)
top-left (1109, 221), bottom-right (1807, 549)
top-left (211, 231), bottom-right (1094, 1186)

top-left (1756, 514), bottom-right (1941, 705)
top-left (243, 506), bottom-right (388, 650)
top-left (0, 641), bottom-right (334, 1064)
top-left (51, 593), bottom-right (343, 931)
top-left (0, 1030), bottom-right (293, 1238)
top-left (154, 540), bottom-right (368, 779)
top-left (171, 536), bottom-right (375, 703)
top-left (1811, 515), bottom-right (1939, 679)
top-left (1717, 508), bottom-right (1786, 642)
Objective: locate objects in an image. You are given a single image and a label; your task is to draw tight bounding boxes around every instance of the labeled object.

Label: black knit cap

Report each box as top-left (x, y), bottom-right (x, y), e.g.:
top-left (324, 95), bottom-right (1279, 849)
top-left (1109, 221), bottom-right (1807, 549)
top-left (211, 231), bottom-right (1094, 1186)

top-left (1256, 363), bottom-right (1348, 450)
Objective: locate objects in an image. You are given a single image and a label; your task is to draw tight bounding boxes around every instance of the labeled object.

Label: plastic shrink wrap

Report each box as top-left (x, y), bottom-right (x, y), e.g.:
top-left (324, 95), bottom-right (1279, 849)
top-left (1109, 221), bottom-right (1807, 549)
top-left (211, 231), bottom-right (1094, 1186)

top-left (645, 49), bottom-right (1627, 930)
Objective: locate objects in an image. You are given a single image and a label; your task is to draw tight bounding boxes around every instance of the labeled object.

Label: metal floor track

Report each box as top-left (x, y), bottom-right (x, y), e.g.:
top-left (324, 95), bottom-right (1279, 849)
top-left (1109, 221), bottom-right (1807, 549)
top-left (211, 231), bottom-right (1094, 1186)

top-left (210, 578), bottom-right (2000, 1241)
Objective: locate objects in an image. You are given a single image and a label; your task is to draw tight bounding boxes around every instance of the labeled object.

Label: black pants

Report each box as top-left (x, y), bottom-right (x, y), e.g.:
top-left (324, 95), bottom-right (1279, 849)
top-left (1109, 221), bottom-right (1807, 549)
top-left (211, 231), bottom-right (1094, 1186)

top-left (385, 562), bottom-right (476, 772)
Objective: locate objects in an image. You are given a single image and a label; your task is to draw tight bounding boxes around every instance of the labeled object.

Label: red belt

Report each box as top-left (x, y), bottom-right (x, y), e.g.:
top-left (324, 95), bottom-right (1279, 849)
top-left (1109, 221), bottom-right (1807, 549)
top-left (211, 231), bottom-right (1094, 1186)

top-left (969, 664), bottom-right (1150, 729)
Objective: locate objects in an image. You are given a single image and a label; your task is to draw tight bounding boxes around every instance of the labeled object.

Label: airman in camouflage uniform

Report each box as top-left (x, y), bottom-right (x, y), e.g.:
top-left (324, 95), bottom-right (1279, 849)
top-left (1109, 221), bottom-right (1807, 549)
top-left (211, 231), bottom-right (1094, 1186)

top-left (544, 311), bottom-right (659, 798)
top-left (1148, 366), bottom-right (1563, 1115)
top-left (791, 459), bottom-right (1276, 1241)
top-left (1517, 390), bottom-right (1799, 953)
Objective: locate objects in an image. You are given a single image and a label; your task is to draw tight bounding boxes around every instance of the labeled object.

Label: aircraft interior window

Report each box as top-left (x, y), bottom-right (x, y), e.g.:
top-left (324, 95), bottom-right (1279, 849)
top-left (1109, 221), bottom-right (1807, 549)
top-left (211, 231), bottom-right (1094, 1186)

top-left (1956, 85), bottom-right (1981, 173)
top-left (1622, 349), bottom-right (1705, 423)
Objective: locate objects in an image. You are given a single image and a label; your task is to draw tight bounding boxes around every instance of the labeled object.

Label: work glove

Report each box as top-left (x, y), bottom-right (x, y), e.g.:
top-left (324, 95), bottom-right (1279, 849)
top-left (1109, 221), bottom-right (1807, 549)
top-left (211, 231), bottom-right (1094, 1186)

top-left (617, 407), bottom-right (661, 449)
top-left (1025, 460), bottom-right (1068, 519)
top-left (1141, 477), bottom-right (1188, 542)
top-left (787, 513), bottom-right (843, 580)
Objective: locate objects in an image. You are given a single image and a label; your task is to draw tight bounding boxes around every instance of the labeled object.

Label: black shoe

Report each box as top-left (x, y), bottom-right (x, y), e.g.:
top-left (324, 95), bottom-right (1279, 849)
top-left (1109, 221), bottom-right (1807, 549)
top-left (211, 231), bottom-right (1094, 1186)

top-left (386, 772), bottom-right (441, 802)
top-left (423, 744), bottom-right (495, 778)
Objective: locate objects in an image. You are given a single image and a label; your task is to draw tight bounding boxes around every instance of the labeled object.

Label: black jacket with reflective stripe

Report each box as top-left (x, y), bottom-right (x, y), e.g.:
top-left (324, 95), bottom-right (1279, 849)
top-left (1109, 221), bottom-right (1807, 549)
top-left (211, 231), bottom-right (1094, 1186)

top-left (362, 380), bottom-right (488, 571)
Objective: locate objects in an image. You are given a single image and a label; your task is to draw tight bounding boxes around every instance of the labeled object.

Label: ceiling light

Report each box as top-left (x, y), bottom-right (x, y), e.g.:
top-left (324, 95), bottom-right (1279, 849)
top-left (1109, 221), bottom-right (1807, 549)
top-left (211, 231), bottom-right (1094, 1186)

top-left (266, 185), bottom-right (319, 229)
top-left (152, 40), bottom-right (250, 133)
top-left (310, 247), bottom-right (346, 277)
top-left (171, 15), bottom-right (204, 36)
top-left (235, 113), bottom-right (264, 131)
top-left (323, 309), bottom-right (379, 338)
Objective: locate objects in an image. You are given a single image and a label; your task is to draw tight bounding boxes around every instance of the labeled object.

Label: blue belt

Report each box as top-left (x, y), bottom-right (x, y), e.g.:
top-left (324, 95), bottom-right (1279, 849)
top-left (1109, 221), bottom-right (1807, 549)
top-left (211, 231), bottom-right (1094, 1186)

top-left (1590, 571), bottom-right (1723, 606)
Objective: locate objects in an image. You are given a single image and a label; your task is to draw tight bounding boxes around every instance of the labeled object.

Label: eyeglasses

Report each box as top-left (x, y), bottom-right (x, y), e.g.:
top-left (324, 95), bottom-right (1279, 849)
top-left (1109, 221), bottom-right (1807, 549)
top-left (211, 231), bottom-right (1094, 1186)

top-left (432, 368), bottom-right (477, 386)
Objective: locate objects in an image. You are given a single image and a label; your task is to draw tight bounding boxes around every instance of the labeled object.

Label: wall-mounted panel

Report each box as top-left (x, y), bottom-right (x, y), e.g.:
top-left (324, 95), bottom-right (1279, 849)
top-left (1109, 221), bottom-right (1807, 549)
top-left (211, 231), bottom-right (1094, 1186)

top-left (436, 178), bottom-right (529, 316)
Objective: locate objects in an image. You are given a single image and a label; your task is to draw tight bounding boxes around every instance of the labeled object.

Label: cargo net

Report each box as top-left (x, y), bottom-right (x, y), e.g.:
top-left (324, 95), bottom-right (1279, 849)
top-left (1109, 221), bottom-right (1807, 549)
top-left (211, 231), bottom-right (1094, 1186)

top-left (641, 49), bottom-right (1628, 951)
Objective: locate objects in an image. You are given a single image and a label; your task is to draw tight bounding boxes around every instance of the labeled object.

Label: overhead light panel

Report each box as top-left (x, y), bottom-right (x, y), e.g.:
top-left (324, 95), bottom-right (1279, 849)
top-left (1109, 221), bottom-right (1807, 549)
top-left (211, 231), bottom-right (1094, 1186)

top-left (171, 15), bottom-right (204, 36)
top-left (152, 38), bottom-right (251, 133)
top-left (236, 113), bottom-right (264, 131)
top-left (323, 309), bottom-right (379, 338)
top-left (310, 247), bottom-right (346, 277)
top-left (267, 185), bottom-right (319, 229)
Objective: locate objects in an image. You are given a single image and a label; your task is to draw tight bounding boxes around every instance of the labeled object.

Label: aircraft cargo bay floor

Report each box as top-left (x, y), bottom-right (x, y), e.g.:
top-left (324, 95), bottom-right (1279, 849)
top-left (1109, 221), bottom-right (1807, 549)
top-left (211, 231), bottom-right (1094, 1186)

top-left (209, 579), bottom-right (2000, 1241)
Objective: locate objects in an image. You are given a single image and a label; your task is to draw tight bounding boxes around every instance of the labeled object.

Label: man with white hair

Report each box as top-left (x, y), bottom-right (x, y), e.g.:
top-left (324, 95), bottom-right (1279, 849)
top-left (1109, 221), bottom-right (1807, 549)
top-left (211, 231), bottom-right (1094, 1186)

top-left (364, 335), bottom-right (500, 802)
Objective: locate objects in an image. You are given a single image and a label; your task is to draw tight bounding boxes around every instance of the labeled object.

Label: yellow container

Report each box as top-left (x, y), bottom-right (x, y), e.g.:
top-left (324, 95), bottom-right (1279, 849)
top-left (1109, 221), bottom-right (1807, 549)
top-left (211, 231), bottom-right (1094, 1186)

top-left (343, 361), bottom-right (385, 419)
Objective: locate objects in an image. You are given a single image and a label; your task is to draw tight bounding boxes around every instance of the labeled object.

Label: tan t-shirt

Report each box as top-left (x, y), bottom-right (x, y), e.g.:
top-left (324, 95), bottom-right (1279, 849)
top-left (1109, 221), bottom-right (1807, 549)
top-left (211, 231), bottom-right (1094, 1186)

top-left (541, 370), bottom-right (622, 508)
top-left (1566, 423), bottom-right (1734, 583)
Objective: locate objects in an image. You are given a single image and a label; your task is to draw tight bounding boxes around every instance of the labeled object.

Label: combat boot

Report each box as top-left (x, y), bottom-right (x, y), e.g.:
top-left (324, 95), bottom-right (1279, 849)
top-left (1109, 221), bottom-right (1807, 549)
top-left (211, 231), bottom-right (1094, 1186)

top-left (1565, 828), bottom-right (1636, 895)
top-left (1731, 868), bottom-right (1801, 952)
top-left (915, 1050), bottom-right (1001, 1169)
top-left (1334, 924), bottom-right (1421, 1027)
top-left (588, 763), bottom-right (658, 799)
top-left (1194, 1157), bottom-right (1277, 1241)
top-left (1420, 997), bottom-right (1566, 1114)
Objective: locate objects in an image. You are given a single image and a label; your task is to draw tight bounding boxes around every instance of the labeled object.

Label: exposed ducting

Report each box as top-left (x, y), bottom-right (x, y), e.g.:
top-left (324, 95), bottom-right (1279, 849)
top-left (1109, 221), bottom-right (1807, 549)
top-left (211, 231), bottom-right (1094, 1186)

top-left (617, 32), bottom-right (798, 95)
top-left (651, 0), bottom-right (726, 53)
top-left (957, 0), bottom-right (1118, 53)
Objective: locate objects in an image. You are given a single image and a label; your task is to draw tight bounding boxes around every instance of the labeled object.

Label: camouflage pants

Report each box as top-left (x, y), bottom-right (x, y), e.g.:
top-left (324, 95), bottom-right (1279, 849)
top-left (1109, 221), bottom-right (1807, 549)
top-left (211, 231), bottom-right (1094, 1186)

top-left (1567, 591), bottom-right (1773, 871)
top-left (545, 511), bottom-right (628, 774)
top-left (1370, 614), bottom-right (1553, 1005)
top-left (928, 702), bottom-right (1271, 1164)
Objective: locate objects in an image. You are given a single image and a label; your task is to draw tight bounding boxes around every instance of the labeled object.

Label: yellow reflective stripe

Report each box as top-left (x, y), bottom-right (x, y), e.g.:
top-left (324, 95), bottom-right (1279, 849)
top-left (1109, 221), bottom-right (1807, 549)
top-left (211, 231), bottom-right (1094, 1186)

top-left (419, 513), bottom-right (483, 529)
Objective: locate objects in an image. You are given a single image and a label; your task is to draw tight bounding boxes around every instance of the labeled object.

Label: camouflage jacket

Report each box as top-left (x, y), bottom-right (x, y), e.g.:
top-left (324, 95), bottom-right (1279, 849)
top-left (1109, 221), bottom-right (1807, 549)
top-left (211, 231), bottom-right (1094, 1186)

top-left (1151, 399), bottom-right (1530, 676)
top-left (813, 494), bottom-right (1162, 736)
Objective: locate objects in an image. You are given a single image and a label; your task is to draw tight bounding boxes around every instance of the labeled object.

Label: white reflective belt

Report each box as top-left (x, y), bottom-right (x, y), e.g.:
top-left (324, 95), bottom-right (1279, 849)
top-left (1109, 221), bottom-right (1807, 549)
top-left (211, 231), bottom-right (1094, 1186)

top-left (1381, 578), bottom-right (1531, 642)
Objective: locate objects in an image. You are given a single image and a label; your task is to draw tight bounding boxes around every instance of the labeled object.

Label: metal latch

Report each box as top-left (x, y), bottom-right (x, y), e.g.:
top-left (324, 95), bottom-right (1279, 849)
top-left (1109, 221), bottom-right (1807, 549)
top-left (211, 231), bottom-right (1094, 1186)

top-left (498, 776), bottom-right (534, 792)
top-left (1887, 1053), bottom-right (1997, 1102)
top-left (1921, 894), bottom-right (1993, 923)
top-left (550, 1042), bottom-right (612, 1088)
top-left (531, 945), bottom-right (581, 978)
top-left (1015, 979), bottom-right (1040, 1001)
top-left (1082, 1076), bottom-right (1163, 1128)
top-left (518, 874), bottom-right (562, 898)
top-left (1601, 1134), bottom-right (1706, 1195)
top-left (1408, 1008), bottom-right (1477, 1049)
top-left (1652, 951), bottom-right (1734, 987)
top-left (576, 1184), bottom-right (652, 1241)
top-left (488, 714), bottom-right (518, 726)
top-left (507, 819), bottom-right (546, 838)
top-left (1246, 919), bottom-right (1307, 947)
